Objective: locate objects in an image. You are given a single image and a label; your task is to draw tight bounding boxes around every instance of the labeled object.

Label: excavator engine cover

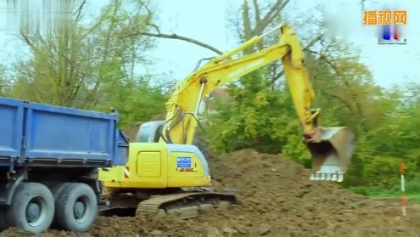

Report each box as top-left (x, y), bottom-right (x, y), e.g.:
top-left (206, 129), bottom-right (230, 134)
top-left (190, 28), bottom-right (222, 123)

top-left (306, 127), bottom-right (354, 182)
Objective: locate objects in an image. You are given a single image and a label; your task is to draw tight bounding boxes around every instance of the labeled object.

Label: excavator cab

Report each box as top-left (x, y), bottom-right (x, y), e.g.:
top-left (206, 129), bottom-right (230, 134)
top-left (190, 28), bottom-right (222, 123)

top-left (135, 121), bottom-right (165, 143)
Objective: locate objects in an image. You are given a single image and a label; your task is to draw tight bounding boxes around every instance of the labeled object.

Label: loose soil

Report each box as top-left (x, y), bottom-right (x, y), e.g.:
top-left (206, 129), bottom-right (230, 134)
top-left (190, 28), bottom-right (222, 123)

top-left (1, 149), bottom-right (419, 237)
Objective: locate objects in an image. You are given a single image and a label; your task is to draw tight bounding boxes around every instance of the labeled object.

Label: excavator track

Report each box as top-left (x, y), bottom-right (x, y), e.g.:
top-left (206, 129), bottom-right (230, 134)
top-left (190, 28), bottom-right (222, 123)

top-left (136, 190), bottom-right (237, 219)
top-left (100, 188), bottom-right (237, 220)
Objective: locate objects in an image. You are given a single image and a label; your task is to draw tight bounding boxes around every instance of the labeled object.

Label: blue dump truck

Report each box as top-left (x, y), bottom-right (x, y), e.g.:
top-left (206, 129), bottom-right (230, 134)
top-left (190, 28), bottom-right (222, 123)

top-left (0, 97), bottom-right (128, 233)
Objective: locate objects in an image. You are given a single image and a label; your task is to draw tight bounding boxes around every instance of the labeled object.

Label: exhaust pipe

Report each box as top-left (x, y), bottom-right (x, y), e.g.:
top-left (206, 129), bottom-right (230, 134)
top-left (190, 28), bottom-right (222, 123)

top-left (306, 127), bottom-right (355, 182)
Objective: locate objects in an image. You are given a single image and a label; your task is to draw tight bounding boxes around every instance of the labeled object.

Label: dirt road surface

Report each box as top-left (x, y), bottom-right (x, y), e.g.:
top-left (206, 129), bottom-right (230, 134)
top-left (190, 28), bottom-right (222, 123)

top-left (1, 149), bottom-right (419, 237)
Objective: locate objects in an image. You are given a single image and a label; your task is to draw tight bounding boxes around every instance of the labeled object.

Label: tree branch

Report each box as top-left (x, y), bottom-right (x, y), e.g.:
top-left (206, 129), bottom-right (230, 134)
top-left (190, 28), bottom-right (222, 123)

top-left (128, 31), bottom-right (224, 55)
top-left (124, 0), bottom-right (289, 59)
top-left (114, 3), bottom-right (225, 56)
top-left (252, 0), bottom-right (261, 26)
top-left (318, 54), bottom-right (368, 131)
top-left (241, 0), bottom-right (253, 41)
top-left (74, 0), bottom-right (87, 22)
top-left (258, 0), bottom-right (290, 33)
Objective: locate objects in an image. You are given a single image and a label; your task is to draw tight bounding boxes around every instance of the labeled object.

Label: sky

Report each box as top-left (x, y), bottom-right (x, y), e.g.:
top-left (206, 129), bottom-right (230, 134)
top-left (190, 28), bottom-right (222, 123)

top-left (147, 0), bottom-right (419, 88)
top-left (0, 0), bottom-right (418, 88)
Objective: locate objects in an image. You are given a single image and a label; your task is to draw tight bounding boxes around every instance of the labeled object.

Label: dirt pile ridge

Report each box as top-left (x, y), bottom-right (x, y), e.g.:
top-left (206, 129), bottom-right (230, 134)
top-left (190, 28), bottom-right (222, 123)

top-left (1, 149), bottom-right (420, 237)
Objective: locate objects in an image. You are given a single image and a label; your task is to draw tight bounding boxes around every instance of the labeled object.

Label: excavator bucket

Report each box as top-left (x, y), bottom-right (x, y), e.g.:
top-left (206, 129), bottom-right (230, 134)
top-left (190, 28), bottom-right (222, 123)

top-left (306, 127), bottom-right (355, 182)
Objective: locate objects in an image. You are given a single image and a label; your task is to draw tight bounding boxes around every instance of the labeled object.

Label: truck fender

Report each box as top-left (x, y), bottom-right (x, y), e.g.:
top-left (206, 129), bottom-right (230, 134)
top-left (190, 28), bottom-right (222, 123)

top-left (0, 170), bottom-right (26, 205)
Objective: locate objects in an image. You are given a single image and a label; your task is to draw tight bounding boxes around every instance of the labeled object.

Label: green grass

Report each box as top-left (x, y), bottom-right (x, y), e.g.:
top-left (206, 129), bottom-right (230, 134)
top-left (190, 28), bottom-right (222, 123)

top-left (370, 193), bottom-right (420, 202)
top-left (348, 179), bottom-right (420, 203)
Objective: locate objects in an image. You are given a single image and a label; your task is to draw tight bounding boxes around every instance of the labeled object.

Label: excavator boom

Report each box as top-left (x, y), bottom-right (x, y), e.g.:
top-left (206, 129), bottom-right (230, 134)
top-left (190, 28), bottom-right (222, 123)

top-left (154, 24), bottom-right (355, 181)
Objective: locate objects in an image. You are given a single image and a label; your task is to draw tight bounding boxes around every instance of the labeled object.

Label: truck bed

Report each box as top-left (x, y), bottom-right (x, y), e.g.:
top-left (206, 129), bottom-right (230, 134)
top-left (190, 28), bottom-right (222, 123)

top-left (0, 97), bottom-right (128, 168)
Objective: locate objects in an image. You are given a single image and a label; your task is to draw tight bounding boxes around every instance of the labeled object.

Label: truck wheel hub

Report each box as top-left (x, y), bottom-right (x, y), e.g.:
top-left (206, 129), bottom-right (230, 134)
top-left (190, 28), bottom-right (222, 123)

top-left (26, 201), bottom-right (41, 224)
top-left (74, 200), bottom-right (86, 220)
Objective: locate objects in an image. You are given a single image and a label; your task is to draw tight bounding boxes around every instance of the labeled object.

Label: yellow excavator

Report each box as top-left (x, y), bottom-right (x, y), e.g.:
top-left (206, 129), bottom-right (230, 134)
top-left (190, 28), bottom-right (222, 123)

top-left (98, 24), bottom-right (355, 219)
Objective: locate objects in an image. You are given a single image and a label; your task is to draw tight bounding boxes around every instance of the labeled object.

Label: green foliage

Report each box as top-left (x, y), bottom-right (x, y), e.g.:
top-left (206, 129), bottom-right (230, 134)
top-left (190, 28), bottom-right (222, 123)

top-left (205, 17), bottom-right (420, 190)
top-left (1, 0), bottom-right (169, 129)
top-left (207, 57), bottom-right (420, 189)
top-left (207, 70), bottom-right (299, 155)
top-left (350, 174), bottom-right (420, 202)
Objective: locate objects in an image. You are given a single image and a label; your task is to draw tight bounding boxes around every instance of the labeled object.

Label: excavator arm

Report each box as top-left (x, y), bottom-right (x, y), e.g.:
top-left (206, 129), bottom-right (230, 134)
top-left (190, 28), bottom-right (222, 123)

top-left (162, 25), bottom-right (311, 144)
top-left (140, 24), bottom-right (355, 182)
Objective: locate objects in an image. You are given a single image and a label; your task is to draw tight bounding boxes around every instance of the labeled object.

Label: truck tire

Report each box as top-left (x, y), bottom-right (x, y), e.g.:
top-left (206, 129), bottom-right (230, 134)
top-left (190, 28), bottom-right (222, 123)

top-left (55, 183), bottom-right (97, 232)
top-left (50, 182), bottom-right (71, 228)
top-left (7, 182), bottom-right (55, 233)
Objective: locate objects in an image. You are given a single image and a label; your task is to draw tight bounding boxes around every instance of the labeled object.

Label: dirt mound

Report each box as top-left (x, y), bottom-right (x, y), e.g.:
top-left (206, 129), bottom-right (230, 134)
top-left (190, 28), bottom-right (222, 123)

top-left (1, 149), bottom-right (419, 237)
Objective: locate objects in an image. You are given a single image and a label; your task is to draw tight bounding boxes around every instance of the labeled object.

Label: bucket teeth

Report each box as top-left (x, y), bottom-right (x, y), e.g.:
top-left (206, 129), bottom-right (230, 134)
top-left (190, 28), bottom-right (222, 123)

top-left (309, 172), bottom-right (343, 182)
